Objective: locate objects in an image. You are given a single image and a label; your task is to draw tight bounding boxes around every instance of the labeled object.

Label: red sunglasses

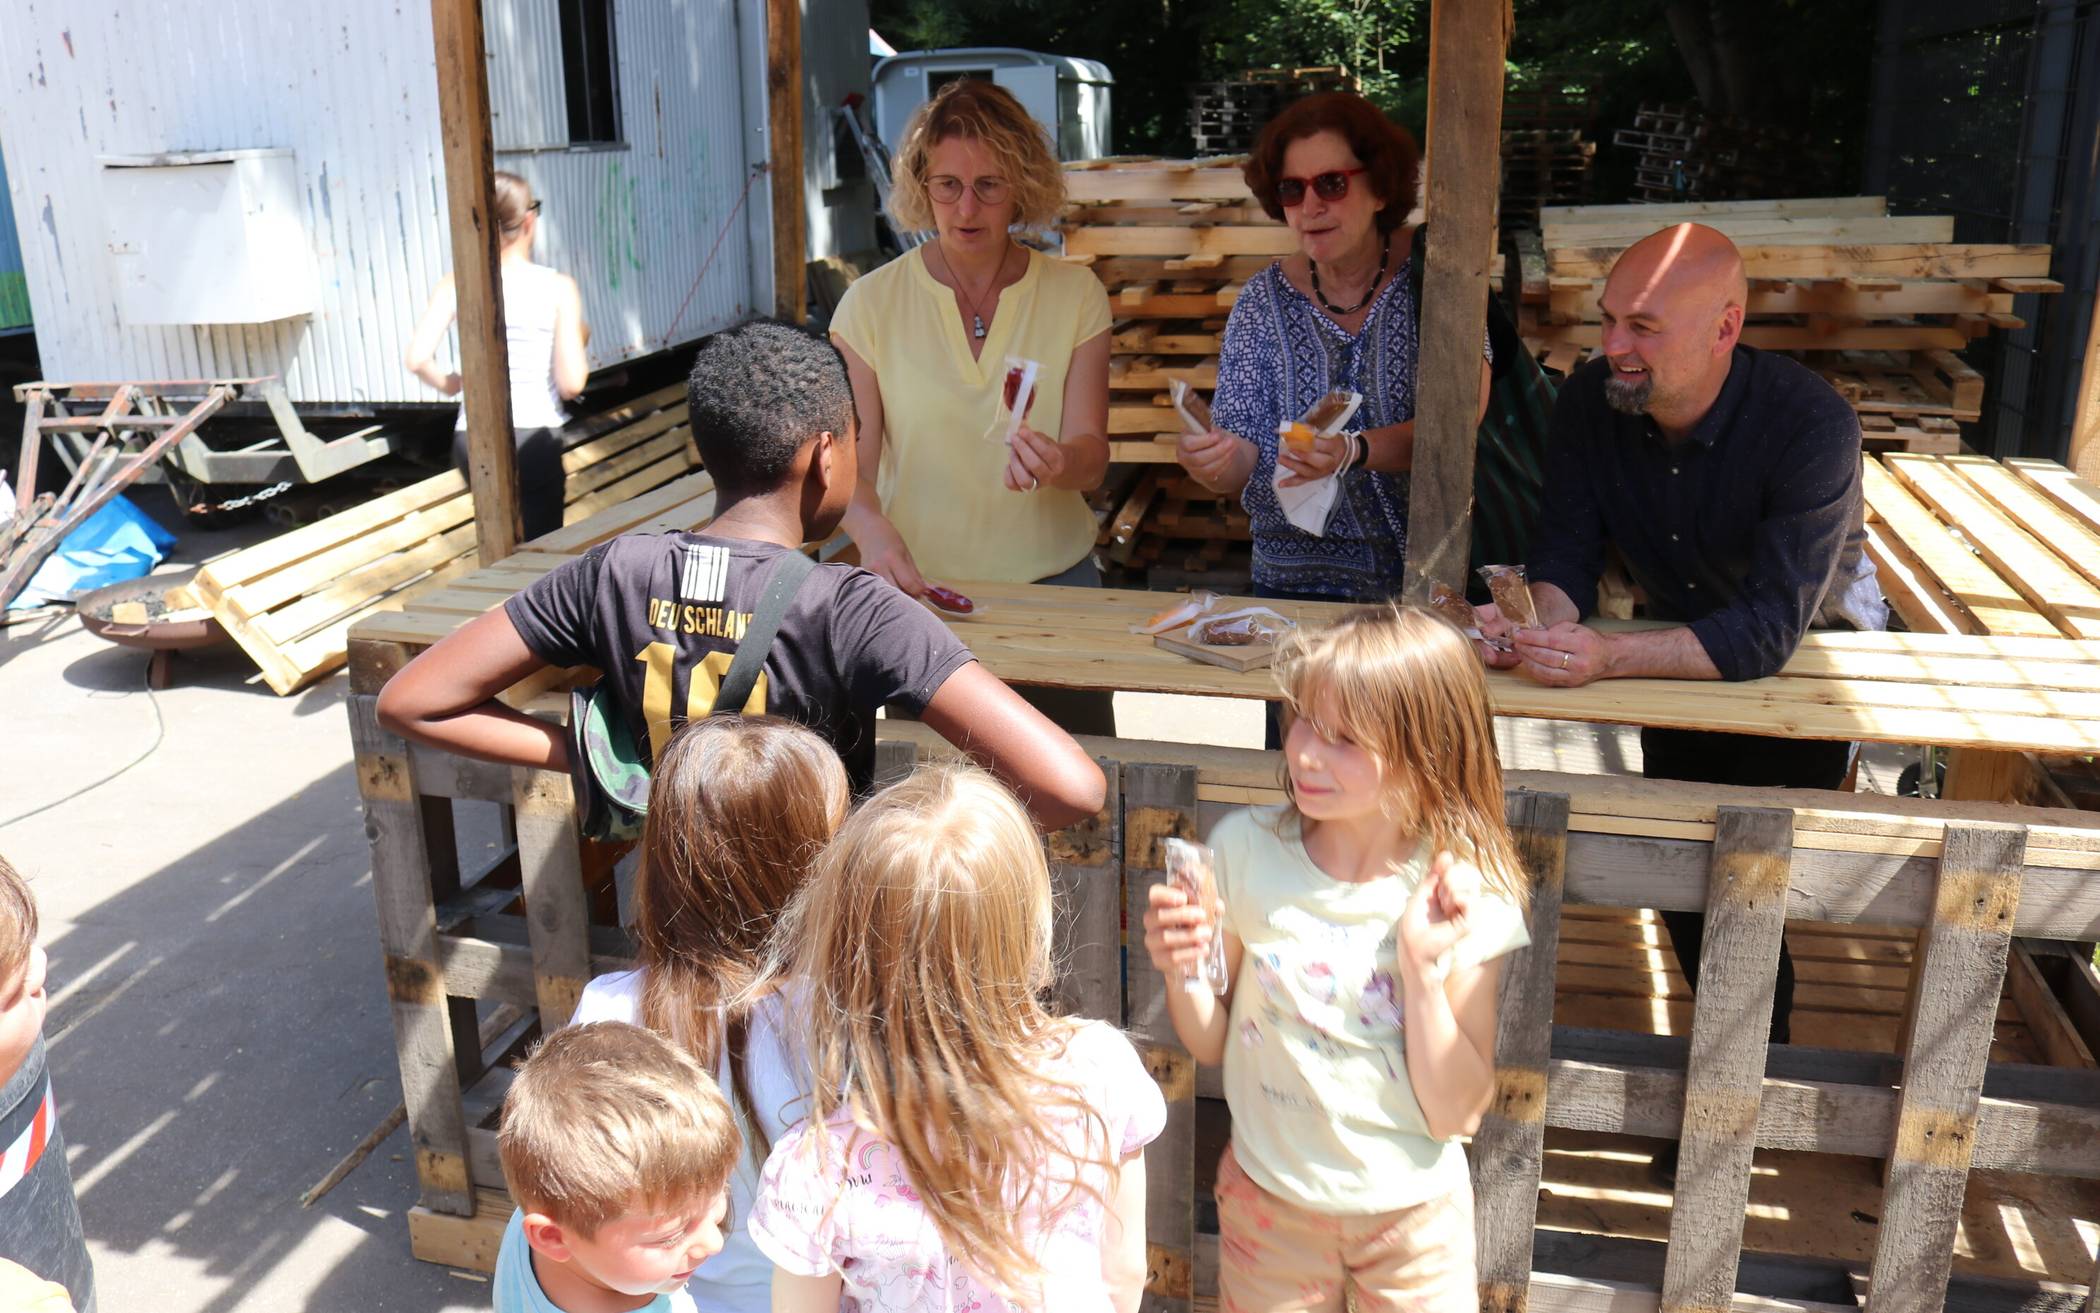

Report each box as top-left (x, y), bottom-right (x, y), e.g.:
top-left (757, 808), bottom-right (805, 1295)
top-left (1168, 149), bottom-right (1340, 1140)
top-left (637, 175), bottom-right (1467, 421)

top-left (1276, 167), bottom-right (1366, 207)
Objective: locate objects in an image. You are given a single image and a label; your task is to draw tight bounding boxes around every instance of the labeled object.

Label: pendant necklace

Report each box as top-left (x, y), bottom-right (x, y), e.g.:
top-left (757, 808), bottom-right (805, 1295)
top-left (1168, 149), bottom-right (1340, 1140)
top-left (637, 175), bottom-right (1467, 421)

top-left (1310, 235), bottom-right (1391, 316)
top-left (935, 241), bottom-right (1011, 339)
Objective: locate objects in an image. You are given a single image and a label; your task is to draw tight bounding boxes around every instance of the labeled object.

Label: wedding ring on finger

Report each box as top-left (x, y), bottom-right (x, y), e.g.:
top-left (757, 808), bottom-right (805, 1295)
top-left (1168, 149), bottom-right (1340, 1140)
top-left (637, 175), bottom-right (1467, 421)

top-left (1560, 651), bottom-right (1571, 670)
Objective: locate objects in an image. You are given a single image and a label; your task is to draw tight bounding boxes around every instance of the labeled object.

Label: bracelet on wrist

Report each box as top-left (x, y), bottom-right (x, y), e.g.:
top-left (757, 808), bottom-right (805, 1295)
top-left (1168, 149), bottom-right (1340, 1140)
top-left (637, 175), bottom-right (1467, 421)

top-left (1345, 430), bottom-right (1371, 473)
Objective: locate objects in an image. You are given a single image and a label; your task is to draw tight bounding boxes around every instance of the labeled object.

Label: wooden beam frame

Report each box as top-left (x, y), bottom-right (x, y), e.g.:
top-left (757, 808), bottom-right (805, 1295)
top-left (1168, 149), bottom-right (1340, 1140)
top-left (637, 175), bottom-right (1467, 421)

top-left (429, 0), bottom-right (520, 565)
top-left (2073, 268), bottom-right (2100, 480)
top-left (1405, 0), bottom-right (1507, 602)
top-left (765, 0), bottom-right (806, 323)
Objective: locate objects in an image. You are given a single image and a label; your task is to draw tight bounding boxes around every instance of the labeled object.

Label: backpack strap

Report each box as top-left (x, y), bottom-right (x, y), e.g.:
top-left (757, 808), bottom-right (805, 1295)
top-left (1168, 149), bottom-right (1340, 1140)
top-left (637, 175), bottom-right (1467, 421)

top-left (715, 548), bottom-right (819, 713)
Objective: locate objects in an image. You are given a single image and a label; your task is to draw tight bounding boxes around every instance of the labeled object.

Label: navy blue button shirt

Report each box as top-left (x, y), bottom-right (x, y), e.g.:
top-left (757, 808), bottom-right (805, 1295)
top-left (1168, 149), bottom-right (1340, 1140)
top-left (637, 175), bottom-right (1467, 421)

top-left (1525, 346), bottom-right (1867, 681)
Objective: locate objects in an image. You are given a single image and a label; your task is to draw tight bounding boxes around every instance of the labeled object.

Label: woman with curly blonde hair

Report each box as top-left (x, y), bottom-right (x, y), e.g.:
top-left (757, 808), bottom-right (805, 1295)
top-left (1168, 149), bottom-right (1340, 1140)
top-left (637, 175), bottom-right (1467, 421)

top-left (829, 80), bottom-right (1115, 730)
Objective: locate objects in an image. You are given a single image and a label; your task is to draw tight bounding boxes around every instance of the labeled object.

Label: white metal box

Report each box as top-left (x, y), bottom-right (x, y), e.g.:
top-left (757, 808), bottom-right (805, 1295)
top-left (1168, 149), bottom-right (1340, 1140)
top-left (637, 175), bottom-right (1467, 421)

top-left (96, 148), bottom-right (319, 325)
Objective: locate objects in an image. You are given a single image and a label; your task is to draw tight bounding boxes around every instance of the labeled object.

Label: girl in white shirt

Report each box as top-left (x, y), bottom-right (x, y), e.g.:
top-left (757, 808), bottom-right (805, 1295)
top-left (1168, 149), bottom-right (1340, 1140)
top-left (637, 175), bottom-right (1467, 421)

top-left (405, 170), bottom-right (589, 540)
top-left (570, 715), bottom-right (849, 1313)
top-left (1143, 606), bottom-right (1533, 1313)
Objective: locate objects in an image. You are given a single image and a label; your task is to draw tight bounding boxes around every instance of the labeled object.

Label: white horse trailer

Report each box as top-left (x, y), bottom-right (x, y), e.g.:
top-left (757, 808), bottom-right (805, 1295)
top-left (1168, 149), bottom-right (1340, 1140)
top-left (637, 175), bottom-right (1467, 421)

top-left (871, 48), bottom-right (1114, 164)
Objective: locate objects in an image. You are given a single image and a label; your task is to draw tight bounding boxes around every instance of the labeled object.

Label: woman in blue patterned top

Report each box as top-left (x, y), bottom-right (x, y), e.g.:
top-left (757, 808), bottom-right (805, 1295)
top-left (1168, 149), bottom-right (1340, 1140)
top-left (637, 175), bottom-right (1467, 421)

top-left (1176, 93), bottom-right (1491, 603)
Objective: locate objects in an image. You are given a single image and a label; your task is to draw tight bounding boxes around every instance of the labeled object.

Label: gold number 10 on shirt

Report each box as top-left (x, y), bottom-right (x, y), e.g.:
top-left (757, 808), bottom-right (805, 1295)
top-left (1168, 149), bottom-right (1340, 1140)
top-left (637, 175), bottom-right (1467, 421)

top-left (635, 642), bottom-right (769, 762)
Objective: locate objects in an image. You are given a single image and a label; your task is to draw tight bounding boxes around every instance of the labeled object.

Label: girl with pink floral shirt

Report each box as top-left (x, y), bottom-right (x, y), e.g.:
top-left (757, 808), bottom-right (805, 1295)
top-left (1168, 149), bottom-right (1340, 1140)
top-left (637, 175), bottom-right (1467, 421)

top-left (748, 766), bottom-right (1164, 1312)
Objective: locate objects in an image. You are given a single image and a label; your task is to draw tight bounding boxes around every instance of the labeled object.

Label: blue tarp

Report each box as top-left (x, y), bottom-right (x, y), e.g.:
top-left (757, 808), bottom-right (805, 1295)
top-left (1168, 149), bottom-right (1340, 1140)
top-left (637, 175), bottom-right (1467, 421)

top-left (6, 494), bottom-right (177, 610)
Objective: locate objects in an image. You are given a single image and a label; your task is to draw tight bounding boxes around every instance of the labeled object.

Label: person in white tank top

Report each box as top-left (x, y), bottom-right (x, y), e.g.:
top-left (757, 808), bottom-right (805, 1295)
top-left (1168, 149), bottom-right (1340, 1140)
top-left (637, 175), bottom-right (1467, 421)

top-left (405, 170), bottom-right (589, 540)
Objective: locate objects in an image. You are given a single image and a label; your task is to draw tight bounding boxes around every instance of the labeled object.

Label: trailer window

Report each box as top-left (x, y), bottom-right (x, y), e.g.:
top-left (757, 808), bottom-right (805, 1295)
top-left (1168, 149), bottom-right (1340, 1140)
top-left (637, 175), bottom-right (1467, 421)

top-left (561, 0), bottom-right (622, 145)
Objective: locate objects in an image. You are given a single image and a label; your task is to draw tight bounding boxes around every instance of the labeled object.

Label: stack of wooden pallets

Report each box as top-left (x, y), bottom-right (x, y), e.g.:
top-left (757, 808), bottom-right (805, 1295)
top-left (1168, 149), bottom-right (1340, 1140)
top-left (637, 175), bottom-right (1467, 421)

top-left (1498, 128), bottom-right (1595, 236)
top-left (1094, 468), bottom-right (1252, 590)
top-left (1184, 66), bottom-right (1358, 156)
top-left (1612, 102), bottom-right (1837, 203)
top-left (1060, 158), bottom-right (1281, 468)
top-left (191, 383), bottom-right (697, 694)
top-left (1514, 197), bottom-right (2061, 450)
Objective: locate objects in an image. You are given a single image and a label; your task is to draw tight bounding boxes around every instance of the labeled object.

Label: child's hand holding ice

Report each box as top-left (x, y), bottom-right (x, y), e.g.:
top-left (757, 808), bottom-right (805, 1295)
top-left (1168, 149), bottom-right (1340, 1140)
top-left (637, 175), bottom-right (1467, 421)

top-left (1397, 851), bottom-right (1480, 981)
top-left (1144, 881), bottom-right (1215, 978)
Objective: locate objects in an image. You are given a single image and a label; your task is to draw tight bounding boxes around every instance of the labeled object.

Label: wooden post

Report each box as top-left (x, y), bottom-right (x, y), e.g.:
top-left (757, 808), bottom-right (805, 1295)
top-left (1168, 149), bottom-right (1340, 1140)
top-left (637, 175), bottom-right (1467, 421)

top-left (1049, 758), bottom-right (1124, 1025)
top-left (1866, 823), bottom-right (2026, 1313)
top-left (765, 0), bottom-right (807, 323)
top-left (1120, 763), bottom-right (1199, 1313)
top-left (1660, 806), bottom-right (1795, 1313)
top-left (511, 765), bottom-right (591, 1029)
top-left (1473, 789), bottom-right (1571, 1313)
top-left (2072, 276), bottom-right (2100, 481)
top-left (1403, 0), bottom-right (1507, 603)
top-left (430, 0), bottom-right (520, 564)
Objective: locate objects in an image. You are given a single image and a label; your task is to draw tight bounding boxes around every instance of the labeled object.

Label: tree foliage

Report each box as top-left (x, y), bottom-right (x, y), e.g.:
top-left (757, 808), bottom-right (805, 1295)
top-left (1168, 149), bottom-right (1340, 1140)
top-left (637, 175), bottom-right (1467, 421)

top-left (867, 0), bottom-right (1876, 193)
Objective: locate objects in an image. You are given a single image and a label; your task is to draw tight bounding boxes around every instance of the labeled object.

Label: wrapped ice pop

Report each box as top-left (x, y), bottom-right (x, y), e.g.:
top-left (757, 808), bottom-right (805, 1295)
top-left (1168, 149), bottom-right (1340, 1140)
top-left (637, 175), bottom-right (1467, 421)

top-left (1170, 378), bottom-right (1214, 436)
top-left (1131, 590), bottom-right (1221, 635)
top-left (1163, 837), bottom-right (1228, 995)
top-left (1193, 606), bottom-right (1294, 647)
top-left (985, 356), bottom-right (1041, 445)
top-left (1429, 580), bottom-right (1512, 652)
top-left (1477, 564), bottom-right (1541, 631)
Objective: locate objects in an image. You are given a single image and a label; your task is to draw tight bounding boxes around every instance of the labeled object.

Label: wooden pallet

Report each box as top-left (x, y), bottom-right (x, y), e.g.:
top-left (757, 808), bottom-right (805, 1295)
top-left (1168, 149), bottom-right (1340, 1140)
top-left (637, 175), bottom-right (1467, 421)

top-left (1519, 198), bottom-right (2061, 360)
top-left (353, 689), bottom-right (2100, 1304)
top-left (191, 383), bottom-right (693, 694)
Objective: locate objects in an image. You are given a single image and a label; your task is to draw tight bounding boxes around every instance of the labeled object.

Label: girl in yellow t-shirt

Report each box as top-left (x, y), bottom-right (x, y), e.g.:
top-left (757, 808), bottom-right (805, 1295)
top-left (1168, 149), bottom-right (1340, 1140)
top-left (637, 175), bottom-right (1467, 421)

top-left (1142, 606), bottom-right (1533, 1313)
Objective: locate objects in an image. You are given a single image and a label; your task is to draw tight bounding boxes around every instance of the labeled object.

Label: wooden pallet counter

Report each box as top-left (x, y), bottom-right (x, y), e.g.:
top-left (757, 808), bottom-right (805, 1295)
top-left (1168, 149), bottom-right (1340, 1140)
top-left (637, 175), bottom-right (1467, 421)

top-left (346, 706), bottom-right (2100, 1308)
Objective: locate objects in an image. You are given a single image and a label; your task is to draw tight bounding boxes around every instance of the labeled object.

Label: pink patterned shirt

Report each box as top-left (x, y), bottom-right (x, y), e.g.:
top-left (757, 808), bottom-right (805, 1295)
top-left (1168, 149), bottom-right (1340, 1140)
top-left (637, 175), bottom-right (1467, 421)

top-left (748, 1019), bottom-right (1166, 1311)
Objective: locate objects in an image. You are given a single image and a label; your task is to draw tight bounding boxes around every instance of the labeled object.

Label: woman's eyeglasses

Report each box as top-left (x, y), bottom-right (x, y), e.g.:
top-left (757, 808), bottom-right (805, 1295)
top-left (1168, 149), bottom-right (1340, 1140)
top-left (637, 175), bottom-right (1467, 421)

top-left (926, 175), bottom-right (1012, 206)
top-left (1276, 168), bottom-right (1366, 207)
top-left (527, 200), bottom-right (543, 214)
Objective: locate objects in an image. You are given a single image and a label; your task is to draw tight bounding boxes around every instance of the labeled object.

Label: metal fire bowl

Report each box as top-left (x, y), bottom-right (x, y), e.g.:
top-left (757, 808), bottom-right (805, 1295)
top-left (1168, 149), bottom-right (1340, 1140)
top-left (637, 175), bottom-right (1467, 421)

top-left (74, 575), bottom-right (229, 651)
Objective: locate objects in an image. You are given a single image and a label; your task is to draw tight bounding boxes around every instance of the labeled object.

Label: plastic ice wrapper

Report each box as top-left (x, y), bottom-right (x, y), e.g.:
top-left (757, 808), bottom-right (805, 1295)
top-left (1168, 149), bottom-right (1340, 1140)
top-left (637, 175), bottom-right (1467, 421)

top-left (919, 584), bottom-right (976, 618)
top-left (1192, 606), bottom-right (1295, 647)
top-left (1277, 388), bottom-right (1364, 456)
top-left (1131, 590), bottom-right (1221, 636)
top-left (1170, 379), bottom-right (1214, 436)
top-left (1429, 580), bottom-right (1511, 652)
top-left (1477, 564), bottom-right (1540, 631)
top-left (984, 356), bottom-right (1041, 445)
top-left (1163, 837), bottom-right (1228, 995)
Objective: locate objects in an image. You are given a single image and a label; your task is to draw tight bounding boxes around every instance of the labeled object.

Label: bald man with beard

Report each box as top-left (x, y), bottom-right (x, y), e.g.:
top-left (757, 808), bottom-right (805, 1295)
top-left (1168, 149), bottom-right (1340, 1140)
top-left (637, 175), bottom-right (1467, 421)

top-left (1476, 224), bottom-right (1886, 1073)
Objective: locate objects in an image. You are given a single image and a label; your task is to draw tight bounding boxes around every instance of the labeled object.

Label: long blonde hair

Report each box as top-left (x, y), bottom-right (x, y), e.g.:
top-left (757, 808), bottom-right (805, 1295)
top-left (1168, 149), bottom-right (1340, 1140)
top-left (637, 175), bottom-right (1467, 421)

top-left (772, 764), bottom-right (1110, 1297)
top-left (635, 716), bottom-right (849, 1157)
top-left (1275, 605), bottom-right (1529, 907)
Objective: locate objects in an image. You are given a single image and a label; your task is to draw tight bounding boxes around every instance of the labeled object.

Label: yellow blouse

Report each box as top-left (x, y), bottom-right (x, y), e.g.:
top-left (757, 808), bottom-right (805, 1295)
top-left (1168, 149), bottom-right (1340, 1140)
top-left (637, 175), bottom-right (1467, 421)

top-left (831, 246), bottom-right (1111, 584)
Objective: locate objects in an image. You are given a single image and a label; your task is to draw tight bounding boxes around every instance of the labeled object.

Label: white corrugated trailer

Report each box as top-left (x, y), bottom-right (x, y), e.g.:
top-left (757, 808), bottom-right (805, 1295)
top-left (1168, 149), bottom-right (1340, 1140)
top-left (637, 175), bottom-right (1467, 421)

top-left (0, 0), bottom-right (870, 484)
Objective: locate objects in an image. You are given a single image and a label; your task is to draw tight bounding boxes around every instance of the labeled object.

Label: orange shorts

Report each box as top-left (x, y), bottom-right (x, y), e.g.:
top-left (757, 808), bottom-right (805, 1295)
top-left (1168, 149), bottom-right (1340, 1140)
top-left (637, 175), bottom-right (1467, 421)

top-left (1214, 1143), bottom-right (1478, 1313)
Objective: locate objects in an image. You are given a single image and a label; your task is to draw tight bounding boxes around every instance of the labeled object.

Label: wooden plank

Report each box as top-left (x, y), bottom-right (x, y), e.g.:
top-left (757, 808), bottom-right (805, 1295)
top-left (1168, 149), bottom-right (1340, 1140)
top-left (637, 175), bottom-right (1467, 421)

top-left (1062, 165), bottom-right (1255, 204)
top-left (2073, 277), bottom-right (2100, 482)
top-left (2004, 942), bottom-right (2097, 1069)
top-left (1941, 455), bottom-right (2100, 592)
top-left (1865, 823), bottom-right (2026, 1313)
top-left (1547, 243), bottom-right (2052, 281)
top-left (1526, 323), bottom-right (1969, 352)
top-left (1404, 0), bottom-right (1503, 606)
top-left (1064, 225), bottom-right (1299, 259)
top-left (765, 0), bottom-right (804, 322)
top-left (1861, 521), bottom-right (1981, 636)
top-left (1660, 807), bottom-right (1795, 1313)
top-left (1884, 454), bottom-right (2100, 639)
top-left (510, 764), bottom-right (590, 1029)
top-left (1544, 1026), bottom-right (2100, 1177)
top-left (348, 695), bottom-right (474, 1215)
top-left (1544, 280), bottom-right (2014, 321)
top-left (1120, 763), bottom-right (1196, 1313)
top-left (429, 0), bottom-right (519, 563)
top-left (1541, 198), bottom-right (1889, 224)
top-left (1049, 758), bottom-right (1123, 1024)
top-left (1474, 790), bottom-right (1571, 1313)
top-left (2007, 457), bottom-right (2100, 540)
top-left (1860, 457), bottom-right (2061, 637)
top-left (1544, 214), bottom-right (1955, 248)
